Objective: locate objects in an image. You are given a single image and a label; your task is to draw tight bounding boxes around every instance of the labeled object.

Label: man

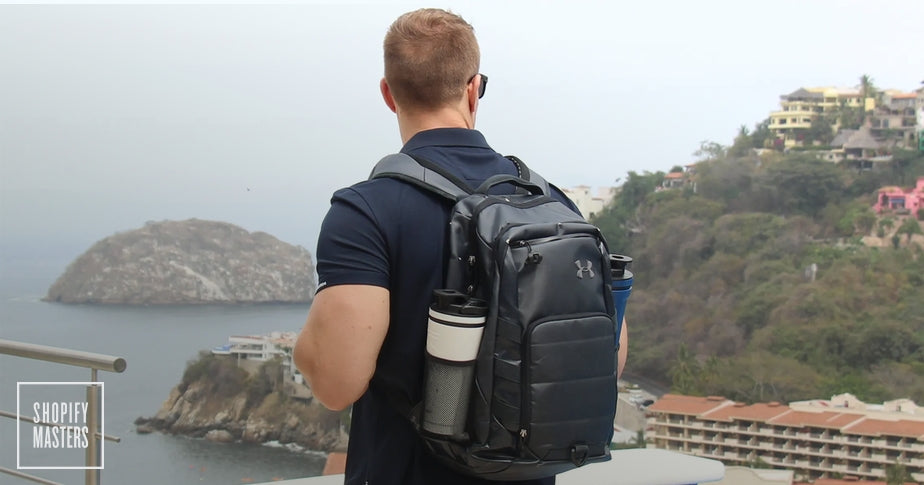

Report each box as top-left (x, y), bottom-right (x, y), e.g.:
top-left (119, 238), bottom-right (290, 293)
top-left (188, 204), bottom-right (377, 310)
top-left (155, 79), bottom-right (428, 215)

top-left (294, 8), bottom-right (628, 485)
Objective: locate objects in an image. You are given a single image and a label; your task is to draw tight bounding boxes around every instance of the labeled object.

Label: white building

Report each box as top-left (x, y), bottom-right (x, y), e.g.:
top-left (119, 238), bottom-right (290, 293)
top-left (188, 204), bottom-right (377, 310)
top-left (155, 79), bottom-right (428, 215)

top-left (561, 185), bottom-right (616, 218)
top-left (212, 331), bottom-right (307, 385)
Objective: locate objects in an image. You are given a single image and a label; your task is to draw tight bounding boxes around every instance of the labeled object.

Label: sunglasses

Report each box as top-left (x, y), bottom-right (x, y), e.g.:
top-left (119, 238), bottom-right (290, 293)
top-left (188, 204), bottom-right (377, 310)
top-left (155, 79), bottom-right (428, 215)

top-left (469, 73), bottom-right (488, 99)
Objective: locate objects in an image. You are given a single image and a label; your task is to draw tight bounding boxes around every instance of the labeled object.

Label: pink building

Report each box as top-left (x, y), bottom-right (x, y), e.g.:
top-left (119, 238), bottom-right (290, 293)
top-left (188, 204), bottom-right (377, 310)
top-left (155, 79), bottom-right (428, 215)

top-left (873, 176), bottom-right (924, 215)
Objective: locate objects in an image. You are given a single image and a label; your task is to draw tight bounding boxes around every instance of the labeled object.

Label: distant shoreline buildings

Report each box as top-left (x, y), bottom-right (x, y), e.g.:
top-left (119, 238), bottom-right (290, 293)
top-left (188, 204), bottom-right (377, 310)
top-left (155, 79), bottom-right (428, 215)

top-left (647, 393), bottom-right (924, 483)
top-left (561, 185), bottom-right (616, 218)
top-left (767, 84), bottom-right (924, 170)
top-left (212, 331), bottom-right (313, 400)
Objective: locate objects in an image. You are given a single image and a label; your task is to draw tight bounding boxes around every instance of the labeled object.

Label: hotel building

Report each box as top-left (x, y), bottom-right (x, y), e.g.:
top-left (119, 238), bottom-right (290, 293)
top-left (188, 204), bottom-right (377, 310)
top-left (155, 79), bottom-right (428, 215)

top-left (768, 87), bottom-right (868, 147)
top-left (212, 331), bottom-right (310, 394)
top-left (647, 393), bottom-right (924, 483)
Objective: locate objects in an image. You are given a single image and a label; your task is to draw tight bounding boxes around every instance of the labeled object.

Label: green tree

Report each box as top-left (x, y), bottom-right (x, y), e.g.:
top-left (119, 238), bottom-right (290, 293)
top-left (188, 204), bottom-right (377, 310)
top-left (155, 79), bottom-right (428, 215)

top-left (897, 217), bottom-right (923, 242)
top-left (885, 460), bottom-right (912, 485)
top-left (806, 115), bottom-right (835, 145)
top-left (729, 125), bottom-right (753, 157)
top-left (590, 170), bottom-right (663, 252)
top-left (633, 430), bottom-right (646, 448)
top-left (750, 118), bottom-right (772, 150)
top-left (693, 140), bottom-right (727, 162)
top-left (890, 149), bottom-right (924, 185)
top-left (694, 156), bottom-right (756, 210)
top-left (832, 201), bottom-right (877, 237)
top-left (669, 343), bottom-right (701, 395)
top-left (757, 156), bottom-right (845, 217)
top-left (859, 74), bottom-right (878, 107)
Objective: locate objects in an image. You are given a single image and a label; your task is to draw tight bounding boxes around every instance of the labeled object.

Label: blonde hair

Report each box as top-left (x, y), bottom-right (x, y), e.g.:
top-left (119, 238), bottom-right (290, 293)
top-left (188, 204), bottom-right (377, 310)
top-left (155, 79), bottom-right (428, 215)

top-left (384, 8), bottom-right (480, 111)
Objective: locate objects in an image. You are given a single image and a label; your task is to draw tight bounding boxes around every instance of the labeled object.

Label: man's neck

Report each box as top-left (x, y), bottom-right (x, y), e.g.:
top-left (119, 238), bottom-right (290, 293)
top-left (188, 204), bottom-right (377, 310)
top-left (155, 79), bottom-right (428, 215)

top-left (398, 106), bottom-right (474, 145)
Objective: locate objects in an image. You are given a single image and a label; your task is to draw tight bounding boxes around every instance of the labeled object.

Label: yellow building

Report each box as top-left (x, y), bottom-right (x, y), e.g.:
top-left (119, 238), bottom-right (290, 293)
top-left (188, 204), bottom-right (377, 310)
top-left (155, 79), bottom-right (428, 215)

top-left (768, 87), bottom-right (871, 147)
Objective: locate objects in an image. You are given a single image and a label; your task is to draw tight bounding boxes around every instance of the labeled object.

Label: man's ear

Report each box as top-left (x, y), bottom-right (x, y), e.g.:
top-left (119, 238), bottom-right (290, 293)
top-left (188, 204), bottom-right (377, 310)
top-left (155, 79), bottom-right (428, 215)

top-left (466, 77), bottom-right (479, 114)
top-left (381, 78), bottom-right (397, 113)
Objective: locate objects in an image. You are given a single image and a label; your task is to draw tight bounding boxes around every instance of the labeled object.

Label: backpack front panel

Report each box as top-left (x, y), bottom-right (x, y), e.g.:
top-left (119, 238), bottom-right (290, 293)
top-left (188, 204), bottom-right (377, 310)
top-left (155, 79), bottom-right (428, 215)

top-left (465, 197), bottom-right (617, 472)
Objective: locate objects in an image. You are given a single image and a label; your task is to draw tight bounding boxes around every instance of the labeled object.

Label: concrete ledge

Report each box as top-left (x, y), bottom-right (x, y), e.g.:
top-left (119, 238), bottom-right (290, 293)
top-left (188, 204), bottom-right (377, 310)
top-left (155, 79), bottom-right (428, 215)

top-left (262, 448), bottom-right (725, 485)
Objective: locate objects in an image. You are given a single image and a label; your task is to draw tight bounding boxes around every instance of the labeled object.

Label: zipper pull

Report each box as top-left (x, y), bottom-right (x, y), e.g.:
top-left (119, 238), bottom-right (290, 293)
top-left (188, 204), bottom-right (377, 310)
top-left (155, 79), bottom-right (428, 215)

top-left (520, 428), bottom-right (528, 440)
top-left (520, 241), bottom-right (542, 264)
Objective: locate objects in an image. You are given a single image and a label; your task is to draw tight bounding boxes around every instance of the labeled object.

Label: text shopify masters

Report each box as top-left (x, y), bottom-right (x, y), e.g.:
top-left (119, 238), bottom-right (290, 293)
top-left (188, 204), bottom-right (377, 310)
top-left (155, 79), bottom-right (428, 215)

top-left (32, 401), bottom-right (90, 449)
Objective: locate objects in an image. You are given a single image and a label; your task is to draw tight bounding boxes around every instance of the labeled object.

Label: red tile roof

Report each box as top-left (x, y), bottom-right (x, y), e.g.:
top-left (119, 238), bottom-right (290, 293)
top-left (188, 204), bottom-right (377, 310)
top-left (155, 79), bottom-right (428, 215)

top-left (844, 418), bottom-right (924, 438)
top-left (804, 479), bottom-right (888, 485)
top-left (650, 394), bottom-right (924, 439)
top-left (647, 394), bottom-right (731, 415)
top-left (703, 402), bottom-right (790, 422)
top-left (768, 410), bottom-right (863, 429)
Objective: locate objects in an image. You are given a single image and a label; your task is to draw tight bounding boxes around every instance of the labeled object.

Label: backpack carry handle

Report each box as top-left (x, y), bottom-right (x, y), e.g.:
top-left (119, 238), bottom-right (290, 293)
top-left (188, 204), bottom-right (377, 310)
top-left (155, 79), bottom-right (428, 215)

top-left (475, 174), bottom-right (547, 196)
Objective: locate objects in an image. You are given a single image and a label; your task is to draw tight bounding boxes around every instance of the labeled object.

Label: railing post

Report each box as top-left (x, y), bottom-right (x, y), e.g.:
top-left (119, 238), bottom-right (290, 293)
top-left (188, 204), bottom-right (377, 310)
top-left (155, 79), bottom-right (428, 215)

top-left (85, 370), bottom-right (100, 485)
top-left (0, 339), bottom-right (124, 485)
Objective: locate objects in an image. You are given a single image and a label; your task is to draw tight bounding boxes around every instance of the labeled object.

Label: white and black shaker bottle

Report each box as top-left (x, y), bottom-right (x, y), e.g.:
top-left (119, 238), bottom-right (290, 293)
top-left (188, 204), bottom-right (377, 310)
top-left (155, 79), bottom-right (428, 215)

top-left (422, 289), bottom-right (487, 438)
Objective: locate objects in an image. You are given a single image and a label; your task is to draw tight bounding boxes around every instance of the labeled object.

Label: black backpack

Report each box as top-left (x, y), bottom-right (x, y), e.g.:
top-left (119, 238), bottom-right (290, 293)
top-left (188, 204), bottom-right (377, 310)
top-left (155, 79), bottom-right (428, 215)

top-left (370, 153), bottom-right (618, 480)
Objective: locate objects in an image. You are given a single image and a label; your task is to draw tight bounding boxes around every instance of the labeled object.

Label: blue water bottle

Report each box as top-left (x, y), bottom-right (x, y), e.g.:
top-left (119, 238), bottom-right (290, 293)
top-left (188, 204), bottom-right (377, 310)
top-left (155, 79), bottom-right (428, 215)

top-left (609, 254), bottom-right (633, 349)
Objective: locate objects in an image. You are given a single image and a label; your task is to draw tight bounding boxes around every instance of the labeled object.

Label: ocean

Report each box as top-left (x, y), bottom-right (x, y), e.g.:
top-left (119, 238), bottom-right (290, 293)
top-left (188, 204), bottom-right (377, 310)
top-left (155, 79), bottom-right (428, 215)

top-left (0, 258), bottom-right (326, 485)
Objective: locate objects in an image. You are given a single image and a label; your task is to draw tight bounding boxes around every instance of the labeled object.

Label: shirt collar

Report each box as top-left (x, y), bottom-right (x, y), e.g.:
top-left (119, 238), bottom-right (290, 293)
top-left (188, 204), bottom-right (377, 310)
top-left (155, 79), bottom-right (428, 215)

top-left (401, 128), bottom-right (491, 153)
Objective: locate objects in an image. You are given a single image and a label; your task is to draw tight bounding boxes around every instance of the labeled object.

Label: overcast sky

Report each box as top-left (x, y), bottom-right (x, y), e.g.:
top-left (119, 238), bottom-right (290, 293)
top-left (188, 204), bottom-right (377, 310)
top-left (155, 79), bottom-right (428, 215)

top-left (1, 1), bottom-right (922, 267)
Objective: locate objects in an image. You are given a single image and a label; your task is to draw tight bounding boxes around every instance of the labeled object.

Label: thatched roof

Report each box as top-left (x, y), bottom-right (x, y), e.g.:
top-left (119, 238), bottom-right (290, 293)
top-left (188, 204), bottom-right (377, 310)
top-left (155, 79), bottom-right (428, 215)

top-left (842, 126), bottom-right (881, 150)
top-left (830, 130), bottom-right (856, 148)
top-left (782, 88), bottom-right (823, 101)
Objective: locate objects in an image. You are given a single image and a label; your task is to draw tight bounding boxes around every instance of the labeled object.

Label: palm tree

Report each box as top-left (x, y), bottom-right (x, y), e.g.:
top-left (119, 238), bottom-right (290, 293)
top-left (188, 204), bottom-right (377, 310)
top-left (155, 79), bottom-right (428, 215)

top-left (859, 74), bottom-right (878, 105)
top-left (669, 343), bottom-right (701, 394)
top-left (858, 74), bottom-right (879, 125)
top-left (633, 430), bottom-right (646, 449)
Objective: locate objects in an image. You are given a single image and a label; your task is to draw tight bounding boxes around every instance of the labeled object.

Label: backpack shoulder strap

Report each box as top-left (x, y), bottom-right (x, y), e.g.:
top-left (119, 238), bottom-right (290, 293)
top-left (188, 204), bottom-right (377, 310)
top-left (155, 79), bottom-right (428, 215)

top-left (505, 155), bottom-right (551, 196)
top-left (370, 153), bottom-right (471, 201)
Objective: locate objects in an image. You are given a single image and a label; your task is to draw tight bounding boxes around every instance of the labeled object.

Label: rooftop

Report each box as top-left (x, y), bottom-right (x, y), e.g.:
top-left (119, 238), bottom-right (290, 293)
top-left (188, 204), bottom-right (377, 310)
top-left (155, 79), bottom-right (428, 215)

top-left (649, 393), bottom-right (924, 438)
top-left (782, 88), bottom-right (823, 100)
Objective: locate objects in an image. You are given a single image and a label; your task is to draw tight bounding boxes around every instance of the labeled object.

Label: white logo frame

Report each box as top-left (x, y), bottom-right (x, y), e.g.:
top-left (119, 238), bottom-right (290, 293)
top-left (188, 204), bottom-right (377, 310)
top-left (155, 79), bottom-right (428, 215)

top-left (16, 381), bottom-right (105, 470)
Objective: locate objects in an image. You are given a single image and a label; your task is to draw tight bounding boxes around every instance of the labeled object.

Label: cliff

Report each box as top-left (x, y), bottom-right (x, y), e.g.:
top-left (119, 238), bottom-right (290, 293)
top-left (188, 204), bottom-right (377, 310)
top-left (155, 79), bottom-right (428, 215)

top-left (44, 219), bottom-right (315, 304)
top-left (135, 353), bottom-right (345, 451)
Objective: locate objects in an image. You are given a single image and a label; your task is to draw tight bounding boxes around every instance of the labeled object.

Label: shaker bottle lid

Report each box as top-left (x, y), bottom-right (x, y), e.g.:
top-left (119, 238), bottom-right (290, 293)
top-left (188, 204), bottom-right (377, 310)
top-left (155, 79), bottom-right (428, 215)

top-left (432, 289), bottom-right (488, 316)
top-left (609, 254), bottom-right (633, 277)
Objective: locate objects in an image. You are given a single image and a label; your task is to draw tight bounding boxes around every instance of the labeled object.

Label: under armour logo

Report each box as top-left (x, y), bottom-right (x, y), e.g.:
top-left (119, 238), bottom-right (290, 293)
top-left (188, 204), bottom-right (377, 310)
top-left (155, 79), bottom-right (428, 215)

top-left (575, 260), bottom-right (595, 279)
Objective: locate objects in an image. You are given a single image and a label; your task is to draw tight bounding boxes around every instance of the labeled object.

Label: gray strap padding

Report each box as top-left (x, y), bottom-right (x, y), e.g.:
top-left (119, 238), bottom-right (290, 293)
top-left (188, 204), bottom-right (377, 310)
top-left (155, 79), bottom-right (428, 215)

top-left (369, 153), bottom-right (469, 201)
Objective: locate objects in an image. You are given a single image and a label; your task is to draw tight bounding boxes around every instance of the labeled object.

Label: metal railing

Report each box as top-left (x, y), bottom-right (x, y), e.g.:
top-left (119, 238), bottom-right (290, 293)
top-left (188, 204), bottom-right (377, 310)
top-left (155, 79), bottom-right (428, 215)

top-left (0, 339), bottom-right (127, 485)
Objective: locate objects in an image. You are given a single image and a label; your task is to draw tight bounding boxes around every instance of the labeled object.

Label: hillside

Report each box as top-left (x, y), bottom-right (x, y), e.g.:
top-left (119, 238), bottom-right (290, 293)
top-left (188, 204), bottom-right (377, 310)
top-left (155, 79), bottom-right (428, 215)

top-left (591, 148), bottom-right (924, 404)
top-left (44, 219), bottom-right (315, 304)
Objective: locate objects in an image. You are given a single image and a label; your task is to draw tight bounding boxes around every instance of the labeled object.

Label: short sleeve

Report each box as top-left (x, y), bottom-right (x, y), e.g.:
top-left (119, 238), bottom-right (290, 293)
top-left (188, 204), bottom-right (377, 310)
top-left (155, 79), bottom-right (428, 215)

top-left (315, 187), bottom-right (390, 293)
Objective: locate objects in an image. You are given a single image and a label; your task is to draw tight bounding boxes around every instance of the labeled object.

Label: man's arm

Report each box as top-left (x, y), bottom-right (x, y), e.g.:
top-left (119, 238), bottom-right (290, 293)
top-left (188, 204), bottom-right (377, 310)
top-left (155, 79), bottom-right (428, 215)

top-left (293, 284), bottom-right (390, 411)
top-left (617, 317), bottom-right (628, 379)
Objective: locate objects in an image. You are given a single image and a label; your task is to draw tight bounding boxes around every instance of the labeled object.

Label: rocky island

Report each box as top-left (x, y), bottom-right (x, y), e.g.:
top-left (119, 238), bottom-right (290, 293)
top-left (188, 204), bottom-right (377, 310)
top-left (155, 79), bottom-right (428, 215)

top-left (135, 351), bottom-right (345, 451)
top-left (44, 219), bottom-right (315, 304)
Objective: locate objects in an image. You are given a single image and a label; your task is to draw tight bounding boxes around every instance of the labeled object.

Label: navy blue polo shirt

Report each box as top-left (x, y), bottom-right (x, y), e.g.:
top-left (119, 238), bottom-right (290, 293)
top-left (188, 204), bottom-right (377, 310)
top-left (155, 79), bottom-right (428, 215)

top-left (314, 128), bottom-right (576, 485)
